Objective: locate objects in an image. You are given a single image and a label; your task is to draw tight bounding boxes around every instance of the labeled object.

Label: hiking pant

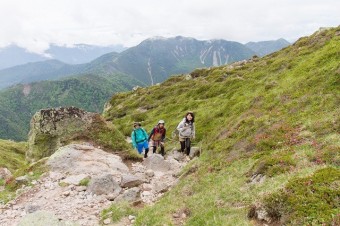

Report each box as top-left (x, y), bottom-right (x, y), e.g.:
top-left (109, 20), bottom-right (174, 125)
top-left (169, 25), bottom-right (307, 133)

top-left (180, 138), bottom-right (191, 155)
top-left (136, 140), bottom-right (149, 158)
top-left (150, 140), bottom-right (165, 156)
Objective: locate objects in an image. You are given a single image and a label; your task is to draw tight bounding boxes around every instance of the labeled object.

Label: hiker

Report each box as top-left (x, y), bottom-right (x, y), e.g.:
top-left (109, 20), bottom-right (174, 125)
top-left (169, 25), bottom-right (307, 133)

top-left (148, 120), bottom-right (166, 156)
top-left (176, 112), bottom-right (195, 155)
top-left (131, 122), bottom-right (150, 158)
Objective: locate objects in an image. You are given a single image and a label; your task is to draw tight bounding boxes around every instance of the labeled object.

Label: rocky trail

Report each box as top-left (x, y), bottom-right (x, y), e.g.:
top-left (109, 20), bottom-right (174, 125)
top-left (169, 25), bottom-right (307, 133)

top-left (0, 143), bottom-right (198, 226)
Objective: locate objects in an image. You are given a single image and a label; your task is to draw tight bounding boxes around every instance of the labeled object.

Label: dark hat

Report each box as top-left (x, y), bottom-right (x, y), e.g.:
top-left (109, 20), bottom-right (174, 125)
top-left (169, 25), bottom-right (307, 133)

top-left (133, 122), bottom-right (141, 127)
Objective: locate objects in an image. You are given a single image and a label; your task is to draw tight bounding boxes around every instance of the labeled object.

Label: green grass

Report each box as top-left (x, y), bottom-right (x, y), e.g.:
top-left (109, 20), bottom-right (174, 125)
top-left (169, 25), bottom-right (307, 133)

top-left (102, 27), bottom-right (340, 225)
top-left (0, 139), bottom-right (27, 172)
top-left (78, 177), bottom-right (90, 186)
top-left (101, 202), bottom-right (138, 223)
top-left (261, 167), bottom-right (340, 225)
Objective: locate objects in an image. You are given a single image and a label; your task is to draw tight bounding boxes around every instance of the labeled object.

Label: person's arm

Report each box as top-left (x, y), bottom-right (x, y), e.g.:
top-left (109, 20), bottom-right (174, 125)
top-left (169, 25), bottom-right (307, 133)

top-left (131, 131), bottom-right (137, 148)
top-left (161, 128), bottom-right (166, 141)
top-left (148, 128), bottom-right (155, 141)
top-left (177, 119), bottom-right (185, 132)
top-left (143, 128), bottom-right (148, 140)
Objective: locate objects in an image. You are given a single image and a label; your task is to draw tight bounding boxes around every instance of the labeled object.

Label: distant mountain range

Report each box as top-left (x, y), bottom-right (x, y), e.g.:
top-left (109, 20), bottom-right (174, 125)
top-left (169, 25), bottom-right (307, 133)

top-left (0, 36), bottom-right (290, 89)
top-left (0, 36), bottom-right (290, 140)
top-left (245, 38), bottom-right (291, 56)
top-left (0, 44), bottom-right (126, 70)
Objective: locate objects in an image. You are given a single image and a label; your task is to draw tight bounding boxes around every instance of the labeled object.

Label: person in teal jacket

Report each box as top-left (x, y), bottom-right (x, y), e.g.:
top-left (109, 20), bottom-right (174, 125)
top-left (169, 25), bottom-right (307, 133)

top-left (131, 122), bottom-right (150, 158)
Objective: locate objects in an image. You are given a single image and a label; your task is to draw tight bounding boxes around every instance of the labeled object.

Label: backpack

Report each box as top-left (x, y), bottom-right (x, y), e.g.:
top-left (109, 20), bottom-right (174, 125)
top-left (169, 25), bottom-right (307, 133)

top-left (151, 126), bottom-right (165, 141)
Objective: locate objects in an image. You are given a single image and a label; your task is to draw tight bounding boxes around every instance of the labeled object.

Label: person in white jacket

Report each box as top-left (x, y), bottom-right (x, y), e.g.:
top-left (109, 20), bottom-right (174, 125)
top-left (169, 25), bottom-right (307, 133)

top-left (176, 111), bottom-right (195, 155)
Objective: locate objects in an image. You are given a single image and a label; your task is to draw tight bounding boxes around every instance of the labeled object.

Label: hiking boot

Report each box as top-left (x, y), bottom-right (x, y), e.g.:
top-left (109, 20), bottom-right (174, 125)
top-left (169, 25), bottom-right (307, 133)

top-left (144, 148), bottom-right (149, 158)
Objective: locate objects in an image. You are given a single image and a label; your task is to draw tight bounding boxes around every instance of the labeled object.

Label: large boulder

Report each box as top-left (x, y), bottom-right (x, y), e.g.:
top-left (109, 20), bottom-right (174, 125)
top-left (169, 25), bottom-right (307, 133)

top-left (18, 210), bottom-right (79, 226)
top-left (47, 144), bottom-right (129, 176)
top-left (27, 107), bottom-right (128, 162)
top-left (143, 154), bottom-right (171, 172)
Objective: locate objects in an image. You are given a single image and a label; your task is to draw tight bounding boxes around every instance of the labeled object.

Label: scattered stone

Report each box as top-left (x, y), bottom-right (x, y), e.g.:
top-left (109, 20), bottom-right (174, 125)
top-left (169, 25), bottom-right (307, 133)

top-left (154, 182), bottom-right (169, 193)
top-left (0, 168), bottom-right (12, 180)
top-left (173, 213), bottom-right (180, 218)
top-left (250, 174), bottom-right (266, 184)
top-left (75, 186), bottom-right (87, 192)
top-left (62, 191), bottom-right (70, 197)
top-left (87, 174), bottom-right (121, 196)
top-left (15, 176), bottom-right (29, 184)
top-left (128, 215), bottom-right (136, 220)
top-left (25, 204), bottom-right (40, 214)
top-left (103, 218), bottom-right (111, 225)
top-left (171, 150), bottom-right (185, 161)
top-left (189, 147), bottom-right (200, 159)
top-left (106, 193), bottom-right (120, 201)
top-left (142, 183), bottom-right (153, 191)
top-left (114, 187), bottom-right (141, 203)
top-left (145, 169), bottom-right (154, 177)
top-left (120, 174), bottom-right (144, 188)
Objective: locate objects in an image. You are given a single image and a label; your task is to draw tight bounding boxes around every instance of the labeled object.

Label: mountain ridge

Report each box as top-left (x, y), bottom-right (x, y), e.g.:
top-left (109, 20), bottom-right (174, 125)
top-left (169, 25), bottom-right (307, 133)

top-left (0, 36), bottom-right (289, 89)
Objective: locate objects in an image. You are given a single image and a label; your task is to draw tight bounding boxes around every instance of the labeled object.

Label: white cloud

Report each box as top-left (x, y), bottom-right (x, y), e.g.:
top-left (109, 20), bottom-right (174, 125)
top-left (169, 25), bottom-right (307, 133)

top-left (0, 0), bottom-right (339, 54)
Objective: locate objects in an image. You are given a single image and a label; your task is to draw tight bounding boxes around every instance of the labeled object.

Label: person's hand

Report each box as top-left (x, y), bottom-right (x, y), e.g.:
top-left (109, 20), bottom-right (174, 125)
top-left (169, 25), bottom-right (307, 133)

top-left (160, 142), bottom-right (164, 146)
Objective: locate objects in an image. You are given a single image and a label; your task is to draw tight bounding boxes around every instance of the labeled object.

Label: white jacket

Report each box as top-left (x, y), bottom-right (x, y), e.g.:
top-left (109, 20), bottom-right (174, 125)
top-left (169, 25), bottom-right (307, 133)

top-left (176, 118), bottom-right (195, 138)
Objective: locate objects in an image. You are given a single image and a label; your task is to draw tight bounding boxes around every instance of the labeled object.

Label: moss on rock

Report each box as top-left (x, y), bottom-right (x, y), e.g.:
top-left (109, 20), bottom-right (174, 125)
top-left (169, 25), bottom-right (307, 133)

top-left (27, 107), bottom-right (131, 162)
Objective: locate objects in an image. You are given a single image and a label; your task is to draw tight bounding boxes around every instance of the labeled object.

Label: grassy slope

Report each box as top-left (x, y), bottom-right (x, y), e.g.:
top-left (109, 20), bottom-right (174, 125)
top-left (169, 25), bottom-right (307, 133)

top-left (0, 139), bottom-right (27, 173)
top-left (0, 139), bottom-right (28, 203)
top-left (103, 27), bottom-right (340, 225)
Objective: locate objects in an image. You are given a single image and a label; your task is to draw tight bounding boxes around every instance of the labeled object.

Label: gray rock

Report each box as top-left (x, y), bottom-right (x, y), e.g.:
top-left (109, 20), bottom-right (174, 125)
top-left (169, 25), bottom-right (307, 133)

top-left (76, 186), bottom-right (87, 192)
top-left (250, 174), bottom-right (266, 184)
top-left (189, 147), bottom-right (200, 159)
top-left (142, 183), bottom-right (153, 191)
top-left (25, 204), bottom-right (40, 214)
top-left (47, 144), bottom-right (129, 176)
top-left (18, 210), bottom-right (79, 226)
top-left (87, 174), bottom-right (121, 196)
top-left (143, 154), bottom-right (171, 172)
top-left (256, 207), bottom-right (271, 223)
top-left (0, 168), bottom-right (12, 180)
top-left (172, 150), bottom-right (185, 161)
top-left (103, 218), bottom-right (111, 225)
top-left (145, 169), bottom-right (154, 177)
top-left (120, 174), bottom-right (144, 188)
top-left (114, 187), bottom-right (140, 203)
top-left (15, 175), bottom-right (29, 184)
top-left (27, 107), bottom-right (96, 162)
top-left (154, 182), bottom-right (170, 193)
top-left (106, 192), bottom-right (120, 201)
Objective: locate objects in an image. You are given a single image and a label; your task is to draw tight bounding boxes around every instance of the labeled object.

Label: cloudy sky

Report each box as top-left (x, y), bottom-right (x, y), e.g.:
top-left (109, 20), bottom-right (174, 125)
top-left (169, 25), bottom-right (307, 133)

top-left (0, 0), bottom-right (339, 54)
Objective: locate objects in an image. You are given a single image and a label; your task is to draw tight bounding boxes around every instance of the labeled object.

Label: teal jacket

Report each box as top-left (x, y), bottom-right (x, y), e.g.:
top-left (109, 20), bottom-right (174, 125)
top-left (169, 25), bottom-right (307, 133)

top-left (131, 128), bottom-right (148, 148)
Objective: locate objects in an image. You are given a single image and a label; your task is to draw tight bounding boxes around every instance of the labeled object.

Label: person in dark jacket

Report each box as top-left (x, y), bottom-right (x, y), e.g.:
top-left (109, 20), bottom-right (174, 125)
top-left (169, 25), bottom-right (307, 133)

top-left (176, 112), bottom-right (195, 155)
top-left (148, 120), bottom-right (166, 156)
top-left (131, 122), bottom-right (150, 158)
